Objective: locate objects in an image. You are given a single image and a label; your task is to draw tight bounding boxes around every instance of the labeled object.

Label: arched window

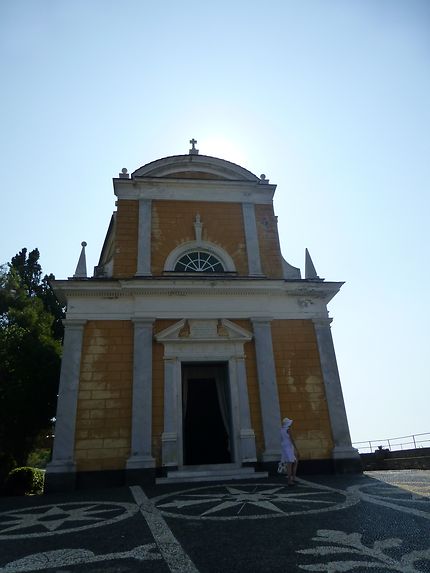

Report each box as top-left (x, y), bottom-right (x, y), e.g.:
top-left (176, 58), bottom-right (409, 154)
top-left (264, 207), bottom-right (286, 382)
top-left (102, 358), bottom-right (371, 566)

top-left (164, 240), bottom-right (235, 273)
top-left (174, 251), bottom-right (225, 272)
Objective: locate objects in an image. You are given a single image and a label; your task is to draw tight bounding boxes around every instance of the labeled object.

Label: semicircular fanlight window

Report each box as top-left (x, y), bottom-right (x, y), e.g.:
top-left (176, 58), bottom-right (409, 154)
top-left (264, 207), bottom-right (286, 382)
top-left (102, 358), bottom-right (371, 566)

top-left (174, 251), bottom-right (225, 272)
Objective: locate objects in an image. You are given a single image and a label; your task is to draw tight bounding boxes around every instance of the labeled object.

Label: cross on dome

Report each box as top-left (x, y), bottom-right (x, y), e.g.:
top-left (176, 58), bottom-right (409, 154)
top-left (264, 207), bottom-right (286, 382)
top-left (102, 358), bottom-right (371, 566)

top-left (189, 138), bottom-right (199, 155)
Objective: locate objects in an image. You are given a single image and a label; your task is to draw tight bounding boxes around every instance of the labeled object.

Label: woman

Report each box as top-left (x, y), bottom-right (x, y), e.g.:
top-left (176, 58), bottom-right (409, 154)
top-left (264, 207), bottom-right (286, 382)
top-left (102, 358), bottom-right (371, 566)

top-left (280, 417), bottom-right (299, 485)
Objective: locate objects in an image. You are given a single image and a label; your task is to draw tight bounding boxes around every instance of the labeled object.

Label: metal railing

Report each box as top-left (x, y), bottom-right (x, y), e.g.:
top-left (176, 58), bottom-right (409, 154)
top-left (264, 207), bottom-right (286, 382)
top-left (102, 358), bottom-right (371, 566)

top-left (352, 432), bottom-right (430, 454)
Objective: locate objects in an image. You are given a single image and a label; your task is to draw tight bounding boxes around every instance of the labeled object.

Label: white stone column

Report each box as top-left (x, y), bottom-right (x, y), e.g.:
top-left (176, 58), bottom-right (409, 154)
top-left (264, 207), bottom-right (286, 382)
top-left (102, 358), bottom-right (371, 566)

top-left (231, 356), bottom-right (257, 462)
top-left (252, 318), bottom-right (281, 461)
top-left (313, 318), bottom-right (360, 461)
top-left (161, 357), bottom-right (180, 467)
top-left (47, 319), bottom-right (86, 474)
top-left (127, 319), bottom-right (156, 469)
top-left (135, 199), bottom-right (152, 276)
top-left (242, 202), bottom-right (263, 276)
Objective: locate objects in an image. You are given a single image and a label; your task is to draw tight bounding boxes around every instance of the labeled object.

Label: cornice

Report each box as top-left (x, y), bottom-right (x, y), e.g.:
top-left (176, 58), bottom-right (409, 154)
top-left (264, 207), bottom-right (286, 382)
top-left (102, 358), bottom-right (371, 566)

top-left (52, 278), bottom-right (343, 305)
top-left (113, 178), bottom-right (276, 204)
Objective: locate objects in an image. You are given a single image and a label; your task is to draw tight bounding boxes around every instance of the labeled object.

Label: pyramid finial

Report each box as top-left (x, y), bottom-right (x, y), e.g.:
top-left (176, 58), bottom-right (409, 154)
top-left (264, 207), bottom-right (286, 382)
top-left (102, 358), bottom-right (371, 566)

top-left (305, 248), bottom-right (319, 279)
top-left (73, 241), bottom-right (88, 278)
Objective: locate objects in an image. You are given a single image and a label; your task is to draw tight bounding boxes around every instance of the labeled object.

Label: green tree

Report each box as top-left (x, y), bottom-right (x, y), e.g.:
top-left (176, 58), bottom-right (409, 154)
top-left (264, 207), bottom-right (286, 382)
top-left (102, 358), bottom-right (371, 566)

top-left (9, 248), bottom-right (65, 341)
top-left (0, 249), bottom-right (63, 471)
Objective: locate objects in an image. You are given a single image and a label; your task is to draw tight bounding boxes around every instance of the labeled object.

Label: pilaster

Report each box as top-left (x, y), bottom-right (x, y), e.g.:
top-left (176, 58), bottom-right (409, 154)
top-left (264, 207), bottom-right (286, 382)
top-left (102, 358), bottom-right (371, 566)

top-left (251, 317), bottom-right (281, 461)
top-left (231, 356), bottom-right (257, 462)
top-left (45, 319), bottom-right (86, 489)
top-left (161, 357), bottom-right (180, 467)
top-left (313, 318), bottom-right (360, 463)
top-left (242, 202), bottom-right (263, 276)
top-left (126, 318), bottom-right (156, 470)
top-left (135, 198), bottom-right (152, 276)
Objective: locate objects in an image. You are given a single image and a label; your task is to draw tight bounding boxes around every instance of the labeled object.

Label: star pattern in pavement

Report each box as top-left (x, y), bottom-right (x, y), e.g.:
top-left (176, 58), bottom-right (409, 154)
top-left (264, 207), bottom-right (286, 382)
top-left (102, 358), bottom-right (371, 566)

top-left (154, 483), bottom-right (354, 520)
top-left (0, 502), bottom-right (138, 540)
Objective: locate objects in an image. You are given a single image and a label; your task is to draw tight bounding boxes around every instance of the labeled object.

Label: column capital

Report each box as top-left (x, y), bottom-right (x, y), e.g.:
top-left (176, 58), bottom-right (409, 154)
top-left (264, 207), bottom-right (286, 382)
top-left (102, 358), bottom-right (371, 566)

top-left (163, 356), bottom-right (179, 363)
top-left (132, 317), bottom-right (156, 326)
top-left (312, 317), bottom-right (333, 328)
top-left (62, 319), bottom-right (87, 329)
top-left (251, 316), bottom-right (273, 325)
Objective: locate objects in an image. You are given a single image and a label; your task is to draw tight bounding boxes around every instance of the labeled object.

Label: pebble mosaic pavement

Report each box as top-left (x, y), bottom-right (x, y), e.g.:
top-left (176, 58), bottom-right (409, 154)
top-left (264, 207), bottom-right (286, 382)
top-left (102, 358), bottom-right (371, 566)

top-left (0, 470), bottom-right (428, 572)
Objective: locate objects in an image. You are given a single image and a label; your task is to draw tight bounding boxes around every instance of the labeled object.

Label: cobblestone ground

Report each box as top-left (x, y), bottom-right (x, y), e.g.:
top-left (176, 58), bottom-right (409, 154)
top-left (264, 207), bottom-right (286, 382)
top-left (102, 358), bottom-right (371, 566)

top-left (0, 470), bottom-right (429, 572)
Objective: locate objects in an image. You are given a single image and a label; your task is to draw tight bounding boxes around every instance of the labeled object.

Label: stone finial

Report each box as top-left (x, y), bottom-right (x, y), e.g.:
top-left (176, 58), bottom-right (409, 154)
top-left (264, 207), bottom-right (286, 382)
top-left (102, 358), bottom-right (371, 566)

top-left (305, 248), bottom-right (319, 279)
top-left (73, 242), bottom-right (88, 278)
top-left (217, 319), bottom-right (229, 337)
top-left (178, 320), bottom-right (191, 338)
top-left (119, 167), bottom-right (129, 179)
top-left (259, 174), bottom-right (269, 184)
top-left (194, 213), bottom-right (203, 243)
top-left (189, 138), bottom-right (199, 155)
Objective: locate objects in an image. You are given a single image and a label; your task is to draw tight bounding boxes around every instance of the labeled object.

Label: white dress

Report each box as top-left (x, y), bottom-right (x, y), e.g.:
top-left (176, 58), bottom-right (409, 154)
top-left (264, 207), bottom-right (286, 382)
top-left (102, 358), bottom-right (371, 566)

top-left (280, 427), bottom-right (296, 463)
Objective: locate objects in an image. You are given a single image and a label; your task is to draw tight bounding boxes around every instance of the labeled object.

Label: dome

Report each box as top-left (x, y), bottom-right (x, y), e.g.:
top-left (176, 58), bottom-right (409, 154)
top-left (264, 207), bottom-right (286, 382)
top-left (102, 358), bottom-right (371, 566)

top-left (131, 154), bottom-right (261, 182)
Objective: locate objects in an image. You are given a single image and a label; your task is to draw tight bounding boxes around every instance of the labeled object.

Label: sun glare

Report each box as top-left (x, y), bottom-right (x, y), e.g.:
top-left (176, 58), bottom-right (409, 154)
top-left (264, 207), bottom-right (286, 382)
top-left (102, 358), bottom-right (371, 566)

top-left (199, 136), bottom-right (250, 167)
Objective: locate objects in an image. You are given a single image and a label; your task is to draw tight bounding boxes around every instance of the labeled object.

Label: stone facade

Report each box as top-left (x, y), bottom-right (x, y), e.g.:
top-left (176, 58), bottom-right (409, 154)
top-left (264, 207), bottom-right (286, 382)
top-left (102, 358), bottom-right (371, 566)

top-left (45, 147), bottom-right (360, 492)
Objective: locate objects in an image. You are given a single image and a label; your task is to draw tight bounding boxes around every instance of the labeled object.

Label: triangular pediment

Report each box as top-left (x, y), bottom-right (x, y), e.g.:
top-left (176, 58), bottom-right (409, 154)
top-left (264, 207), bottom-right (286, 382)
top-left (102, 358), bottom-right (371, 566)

top-left (155, 319), bottom-right (253, 343)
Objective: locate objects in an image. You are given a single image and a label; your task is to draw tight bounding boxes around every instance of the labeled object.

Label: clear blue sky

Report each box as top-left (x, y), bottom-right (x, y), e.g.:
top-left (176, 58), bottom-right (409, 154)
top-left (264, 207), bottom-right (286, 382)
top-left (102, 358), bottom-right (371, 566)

top-left (1, 1), bottom-right (429, 447)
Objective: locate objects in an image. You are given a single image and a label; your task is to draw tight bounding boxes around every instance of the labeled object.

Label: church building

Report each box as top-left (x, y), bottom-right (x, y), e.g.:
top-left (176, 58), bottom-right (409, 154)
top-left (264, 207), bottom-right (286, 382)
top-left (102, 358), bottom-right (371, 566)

top-left (45, 140), bottom-right (360, 491)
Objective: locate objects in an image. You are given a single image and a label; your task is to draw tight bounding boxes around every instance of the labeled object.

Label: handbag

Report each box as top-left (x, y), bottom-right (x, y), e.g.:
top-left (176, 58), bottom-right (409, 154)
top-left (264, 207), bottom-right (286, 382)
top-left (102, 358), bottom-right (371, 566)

top-left (277, 461), bottom-right (288, 474)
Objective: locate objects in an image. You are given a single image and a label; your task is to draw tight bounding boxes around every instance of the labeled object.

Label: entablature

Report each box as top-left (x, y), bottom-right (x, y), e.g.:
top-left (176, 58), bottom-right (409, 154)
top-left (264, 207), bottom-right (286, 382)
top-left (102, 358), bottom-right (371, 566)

top-left (113, 177), bottom-right (275, 204)
top-left (52, 277), bottom-right (343, 308)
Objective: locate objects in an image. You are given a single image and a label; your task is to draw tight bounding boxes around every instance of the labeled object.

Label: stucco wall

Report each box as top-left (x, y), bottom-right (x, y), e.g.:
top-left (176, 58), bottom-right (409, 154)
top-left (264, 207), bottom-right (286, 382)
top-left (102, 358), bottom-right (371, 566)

top-left (111, 199), bottom-right (284, 280)
top-left (255, 204), bottom-right (283, 278)
top-left (73, 317), bottom-right (333, 472)
top-left (74, 320), bottom-right (133, 471)
top-left (112, 200), bottom-right (139, 277)
top-left (151, 200), bottom-right (248, 275)
top-left (272, 319), bottom-right (334, 459)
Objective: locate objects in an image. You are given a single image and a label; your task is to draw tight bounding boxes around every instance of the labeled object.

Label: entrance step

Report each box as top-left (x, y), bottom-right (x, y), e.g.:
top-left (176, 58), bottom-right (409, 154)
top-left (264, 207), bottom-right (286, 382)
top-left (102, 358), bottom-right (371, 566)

top-left (156, 463), bottom-right (268, 485)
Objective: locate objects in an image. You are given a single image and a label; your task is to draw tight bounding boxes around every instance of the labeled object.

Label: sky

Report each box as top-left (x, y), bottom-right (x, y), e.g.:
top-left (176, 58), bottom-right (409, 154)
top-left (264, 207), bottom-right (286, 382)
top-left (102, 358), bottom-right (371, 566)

top-left (1, 1), bottom-right (429, 449)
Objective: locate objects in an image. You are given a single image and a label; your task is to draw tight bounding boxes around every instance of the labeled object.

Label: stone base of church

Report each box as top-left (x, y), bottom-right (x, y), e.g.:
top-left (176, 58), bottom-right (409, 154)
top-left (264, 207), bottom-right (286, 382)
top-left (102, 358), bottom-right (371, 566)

top-left (261, 457), bottom-right (362, 476)
top-left (332, 457), bottom-right (363, 474)
top-left (44, 471), bottom-right (77, 494)
top-left (44, 468), bottom-right (158, 493)
top-left (126, 467), bottom-right (156, 485)
top-left (73, 468), bottom-right (156, 490)
top-left (76, 469), bottom-right (125, 490)
top-left (44, 456), bottom-right (363, 493)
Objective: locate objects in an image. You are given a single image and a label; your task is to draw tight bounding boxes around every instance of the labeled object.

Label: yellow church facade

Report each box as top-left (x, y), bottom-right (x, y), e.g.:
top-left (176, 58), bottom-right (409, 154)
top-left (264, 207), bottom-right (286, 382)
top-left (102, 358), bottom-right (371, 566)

top-left (45, 142), bottom-right (360, 491)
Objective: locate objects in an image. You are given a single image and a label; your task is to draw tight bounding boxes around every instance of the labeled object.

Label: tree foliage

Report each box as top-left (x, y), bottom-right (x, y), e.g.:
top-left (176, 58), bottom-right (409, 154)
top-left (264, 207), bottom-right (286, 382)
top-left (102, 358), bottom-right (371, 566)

top-left (0, 249), bottom-right (64, 470)
top-left (9, 248), bottom-right (65, 341)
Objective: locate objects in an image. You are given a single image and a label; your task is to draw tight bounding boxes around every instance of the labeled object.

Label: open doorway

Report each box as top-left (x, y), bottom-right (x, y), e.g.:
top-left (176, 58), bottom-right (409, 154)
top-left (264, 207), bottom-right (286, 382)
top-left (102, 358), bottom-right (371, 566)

top-left (182, 363), bottom-right (231, 466)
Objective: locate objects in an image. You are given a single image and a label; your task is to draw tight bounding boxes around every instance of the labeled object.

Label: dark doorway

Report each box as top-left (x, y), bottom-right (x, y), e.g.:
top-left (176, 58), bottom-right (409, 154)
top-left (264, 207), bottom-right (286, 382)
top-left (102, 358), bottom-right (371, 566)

top-left (182, 363), bottom-right (231, 466)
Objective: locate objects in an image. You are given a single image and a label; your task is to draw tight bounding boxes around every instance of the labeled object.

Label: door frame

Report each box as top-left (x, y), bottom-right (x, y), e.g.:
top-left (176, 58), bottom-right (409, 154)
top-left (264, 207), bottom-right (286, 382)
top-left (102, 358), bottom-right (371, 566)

top-left (181, 362), bottom-right (232, 466)
top-left (156, 319), bottom-right (257, 470)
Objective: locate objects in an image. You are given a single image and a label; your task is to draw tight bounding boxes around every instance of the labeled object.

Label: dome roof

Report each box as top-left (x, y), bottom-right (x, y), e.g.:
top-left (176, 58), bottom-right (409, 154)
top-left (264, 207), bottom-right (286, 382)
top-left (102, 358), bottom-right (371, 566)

top-left (131, 154), bottom-right (260, 182)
